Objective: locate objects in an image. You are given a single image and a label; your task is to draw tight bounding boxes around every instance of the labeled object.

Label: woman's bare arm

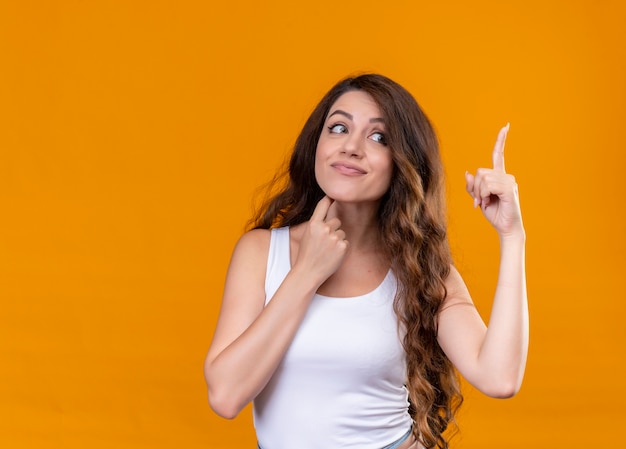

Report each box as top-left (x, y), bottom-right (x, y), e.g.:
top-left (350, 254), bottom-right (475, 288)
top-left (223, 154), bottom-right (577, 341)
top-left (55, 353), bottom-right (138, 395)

top-left (204, 197), bottom-right (347, 418)
top-left (437, 124), bottom-right (529, 397)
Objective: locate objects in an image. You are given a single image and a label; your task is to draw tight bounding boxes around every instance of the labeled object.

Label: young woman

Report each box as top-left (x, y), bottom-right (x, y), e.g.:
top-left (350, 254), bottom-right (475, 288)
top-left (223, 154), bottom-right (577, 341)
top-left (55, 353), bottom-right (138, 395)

top-left (204, 74), bottom-right (528, 449)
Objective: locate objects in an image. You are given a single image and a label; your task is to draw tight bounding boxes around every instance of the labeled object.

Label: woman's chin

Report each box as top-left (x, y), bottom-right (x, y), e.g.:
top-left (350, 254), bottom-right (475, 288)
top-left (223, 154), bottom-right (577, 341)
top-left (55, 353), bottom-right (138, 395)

top-left (318, 185), bottom-right (385, 205)
top-left (324, 195), bottom-right (380, 206)
top-left (321, 192), bottom-right (353, 203)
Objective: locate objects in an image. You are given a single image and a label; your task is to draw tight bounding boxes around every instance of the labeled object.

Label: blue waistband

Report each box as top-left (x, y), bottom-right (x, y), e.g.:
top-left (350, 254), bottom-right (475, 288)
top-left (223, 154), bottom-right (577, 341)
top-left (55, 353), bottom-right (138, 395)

top-left (382, 427), bottom-right (412, 449)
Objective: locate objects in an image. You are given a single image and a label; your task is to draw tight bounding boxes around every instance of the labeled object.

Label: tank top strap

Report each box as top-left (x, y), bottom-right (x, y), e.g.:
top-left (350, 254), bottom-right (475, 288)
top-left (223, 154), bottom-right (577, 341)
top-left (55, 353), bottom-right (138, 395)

top-left (264, 226), bottom-right (291, 305)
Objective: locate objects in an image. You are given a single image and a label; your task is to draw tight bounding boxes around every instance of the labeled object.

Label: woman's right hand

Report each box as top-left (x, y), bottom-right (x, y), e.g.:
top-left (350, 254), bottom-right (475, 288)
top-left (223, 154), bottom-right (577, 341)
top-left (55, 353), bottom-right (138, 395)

top-left (292, 196), bottom-right (348, 286)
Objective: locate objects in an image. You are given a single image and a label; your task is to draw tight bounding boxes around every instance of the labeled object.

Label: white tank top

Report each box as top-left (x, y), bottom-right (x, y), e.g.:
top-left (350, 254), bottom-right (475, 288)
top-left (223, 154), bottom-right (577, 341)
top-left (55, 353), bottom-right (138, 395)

top-left (253, 227), bottom-right (412, 449)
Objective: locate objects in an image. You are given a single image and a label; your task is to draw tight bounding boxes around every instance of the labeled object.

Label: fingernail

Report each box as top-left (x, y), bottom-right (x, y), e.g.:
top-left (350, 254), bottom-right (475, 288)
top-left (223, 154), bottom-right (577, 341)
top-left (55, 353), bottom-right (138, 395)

top-left (473, 197), bottom-right (479, 208)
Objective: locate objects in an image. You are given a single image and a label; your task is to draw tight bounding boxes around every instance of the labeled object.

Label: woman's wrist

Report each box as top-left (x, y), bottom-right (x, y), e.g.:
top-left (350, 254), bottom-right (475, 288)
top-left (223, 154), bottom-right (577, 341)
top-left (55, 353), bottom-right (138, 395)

top-left (498, 226), bottom-right (526, 245)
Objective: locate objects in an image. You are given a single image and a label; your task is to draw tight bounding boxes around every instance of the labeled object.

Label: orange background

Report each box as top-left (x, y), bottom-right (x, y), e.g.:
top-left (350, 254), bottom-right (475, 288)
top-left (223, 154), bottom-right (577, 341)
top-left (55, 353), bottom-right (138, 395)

top-left (1, 1), bottom-right (624, 448)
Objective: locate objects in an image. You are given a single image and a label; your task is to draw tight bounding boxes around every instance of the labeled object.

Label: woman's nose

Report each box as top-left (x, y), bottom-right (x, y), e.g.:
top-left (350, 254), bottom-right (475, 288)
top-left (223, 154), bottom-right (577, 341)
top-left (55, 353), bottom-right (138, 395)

top-left (341, 134), bottom-right (364, 157)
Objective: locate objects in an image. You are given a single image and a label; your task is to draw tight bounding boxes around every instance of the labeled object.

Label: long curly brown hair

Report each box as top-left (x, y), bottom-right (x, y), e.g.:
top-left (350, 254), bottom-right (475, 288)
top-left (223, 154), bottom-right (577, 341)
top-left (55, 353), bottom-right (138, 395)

top-left (249, 74), bottom-right (462, 448)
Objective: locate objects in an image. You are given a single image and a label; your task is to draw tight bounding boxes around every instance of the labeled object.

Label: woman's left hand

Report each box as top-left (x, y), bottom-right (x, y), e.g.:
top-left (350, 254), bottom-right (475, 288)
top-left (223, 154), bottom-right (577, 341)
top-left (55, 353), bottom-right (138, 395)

top-left (465, 124), bottom-right (524, 238)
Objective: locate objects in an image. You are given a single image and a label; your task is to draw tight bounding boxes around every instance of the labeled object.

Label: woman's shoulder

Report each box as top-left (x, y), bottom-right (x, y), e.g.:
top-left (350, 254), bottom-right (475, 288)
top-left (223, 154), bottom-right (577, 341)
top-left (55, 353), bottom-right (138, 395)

top-left (234, 228), bottom-right (272, 255)
top-left (225, 229), bottom-right (273, 287)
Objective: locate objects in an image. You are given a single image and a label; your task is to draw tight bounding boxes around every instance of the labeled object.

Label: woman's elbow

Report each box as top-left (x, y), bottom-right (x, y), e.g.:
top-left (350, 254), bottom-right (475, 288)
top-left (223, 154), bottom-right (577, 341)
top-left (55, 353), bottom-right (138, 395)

top-left (205, 360), bottom-right (243, 418)
top-left (208, 387), bottom-right (244, 419)
top-left (481, 377), bottom-right (523, 399)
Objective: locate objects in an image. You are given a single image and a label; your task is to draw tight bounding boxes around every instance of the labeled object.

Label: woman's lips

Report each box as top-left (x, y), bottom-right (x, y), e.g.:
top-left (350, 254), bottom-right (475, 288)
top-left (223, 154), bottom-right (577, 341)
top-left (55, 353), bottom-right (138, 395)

top-left (331, 162), bottom-right (367, 175)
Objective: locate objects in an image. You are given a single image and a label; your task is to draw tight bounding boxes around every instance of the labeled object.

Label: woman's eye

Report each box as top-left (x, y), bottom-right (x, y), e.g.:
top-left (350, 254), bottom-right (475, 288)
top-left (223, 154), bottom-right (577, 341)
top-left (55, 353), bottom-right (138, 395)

top-left (328, 124), bottom-right (347, 134)
top-left (370, 132), bottom-right (387, 145)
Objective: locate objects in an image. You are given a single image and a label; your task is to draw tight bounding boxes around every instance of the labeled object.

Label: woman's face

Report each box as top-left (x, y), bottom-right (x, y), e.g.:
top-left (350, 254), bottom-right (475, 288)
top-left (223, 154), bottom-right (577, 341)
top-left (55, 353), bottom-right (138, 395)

top-left (314, 90), bottom-right (393, 204)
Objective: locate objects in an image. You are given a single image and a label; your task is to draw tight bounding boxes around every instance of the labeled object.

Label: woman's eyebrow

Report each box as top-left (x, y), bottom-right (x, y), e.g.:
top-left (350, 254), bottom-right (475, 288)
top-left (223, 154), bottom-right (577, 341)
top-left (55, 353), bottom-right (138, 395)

top-left (328, 109), bottom-right (353, 120)
top-left (328, 109), bottom-right (385, 124)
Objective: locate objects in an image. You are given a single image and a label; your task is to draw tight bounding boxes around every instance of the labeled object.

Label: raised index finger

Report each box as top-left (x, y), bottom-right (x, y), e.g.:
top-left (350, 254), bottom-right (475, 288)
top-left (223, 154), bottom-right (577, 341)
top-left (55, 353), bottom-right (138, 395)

top-left (310, 196), bottom-right (333, 222)
top-left (492, 123), bottom-right (510, 172)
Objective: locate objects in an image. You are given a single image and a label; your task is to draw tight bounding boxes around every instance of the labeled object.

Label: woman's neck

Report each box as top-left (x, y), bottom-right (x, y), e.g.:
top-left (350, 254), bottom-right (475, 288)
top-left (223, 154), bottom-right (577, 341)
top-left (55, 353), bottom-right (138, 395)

top-left (330, 201), bottom-right (381, 251)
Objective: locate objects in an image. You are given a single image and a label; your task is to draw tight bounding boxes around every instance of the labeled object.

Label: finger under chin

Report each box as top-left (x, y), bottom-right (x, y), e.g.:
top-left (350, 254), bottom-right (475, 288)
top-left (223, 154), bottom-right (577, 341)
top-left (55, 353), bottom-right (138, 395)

top-left (311, 196), bottom-right (333, 221)
top-left (326, 199), bottom-right (340, 221)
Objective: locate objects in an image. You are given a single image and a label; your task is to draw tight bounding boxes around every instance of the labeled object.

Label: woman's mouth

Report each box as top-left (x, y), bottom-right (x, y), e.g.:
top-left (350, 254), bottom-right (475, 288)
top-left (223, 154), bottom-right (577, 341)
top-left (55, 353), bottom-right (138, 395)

top-left (331, 162), bottom-right (367, 175)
